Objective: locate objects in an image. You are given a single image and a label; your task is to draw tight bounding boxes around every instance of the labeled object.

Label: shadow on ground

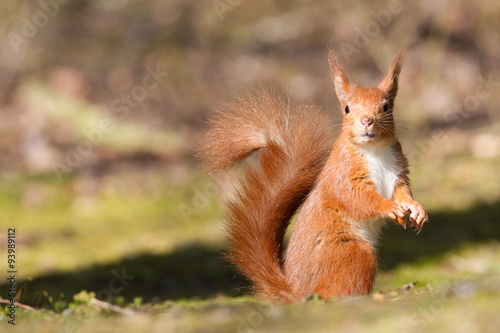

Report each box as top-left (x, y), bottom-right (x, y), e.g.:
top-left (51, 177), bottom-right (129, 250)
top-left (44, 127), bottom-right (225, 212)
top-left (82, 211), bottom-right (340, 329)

top-left (2, 244), bottom-right (248, 308)
top-left (379, 200), bottom-right (500, 269)
top-left (2, 200), bottom-right (499, 307)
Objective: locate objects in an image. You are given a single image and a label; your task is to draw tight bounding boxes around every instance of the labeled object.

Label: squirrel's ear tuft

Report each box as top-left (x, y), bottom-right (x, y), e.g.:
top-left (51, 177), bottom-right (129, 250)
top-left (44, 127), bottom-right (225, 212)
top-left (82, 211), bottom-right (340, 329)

top-left (328, 50), bottom-right (352, 104)
top-left (379, 48), bottom-right (405, 99)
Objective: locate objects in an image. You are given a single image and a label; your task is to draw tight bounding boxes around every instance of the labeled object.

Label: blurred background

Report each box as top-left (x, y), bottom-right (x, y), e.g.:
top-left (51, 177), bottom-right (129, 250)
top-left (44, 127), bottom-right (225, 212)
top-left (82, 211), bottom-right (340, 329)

top-left (0, 0), bottom-right (499, 320)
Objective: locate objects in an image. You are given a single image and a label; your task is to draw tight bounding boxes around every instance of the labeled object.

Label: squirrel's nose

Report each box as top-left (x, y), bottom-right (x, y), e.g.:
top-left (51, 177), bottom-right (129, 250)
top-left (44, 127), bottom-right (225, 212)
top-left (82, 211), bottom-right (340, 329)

top-left (360, 117), bottom-right (374, 127)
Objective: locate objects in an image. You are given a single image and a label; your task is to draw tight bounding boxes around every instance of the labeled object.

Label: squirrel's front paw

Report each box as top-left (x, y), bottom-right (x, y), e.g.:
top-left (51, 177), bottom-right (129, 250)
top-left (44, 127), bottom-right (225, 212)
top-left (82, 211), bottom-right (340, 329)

top-left (381, 200), bottom-right (406, 227)
top-left (400, 200), bottom-right (428, 233)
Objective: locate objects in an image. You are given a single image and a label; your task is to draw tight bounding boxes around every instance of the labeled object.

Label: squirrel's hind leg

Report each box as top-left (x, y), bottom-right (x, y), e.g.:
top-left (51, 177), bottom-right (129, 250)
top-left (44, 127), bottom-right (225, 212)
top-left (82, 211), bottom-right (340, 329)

top-left (312, 236), bottom-right (378, 299)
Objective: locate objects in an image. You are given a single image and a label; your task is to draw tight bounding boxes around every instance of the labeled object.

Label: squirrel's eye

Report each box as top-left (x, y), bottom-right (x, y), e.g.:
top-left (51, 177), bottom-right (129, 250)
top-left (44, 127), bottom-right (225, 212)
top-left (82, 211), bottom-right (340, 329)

top-left (383, 103), bottom-right (389, 112)
top-left (345, 105), bottom-right (350, 114)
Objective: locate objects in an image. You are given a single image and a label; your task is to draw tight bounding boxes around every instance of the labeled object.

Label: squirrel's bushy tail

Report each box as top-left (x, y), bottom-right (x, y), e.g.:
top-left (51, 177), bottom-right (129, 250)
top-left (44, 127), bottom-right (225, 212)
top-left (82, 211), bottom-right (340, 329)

top-left (197, 87), bottom-right (332, 302)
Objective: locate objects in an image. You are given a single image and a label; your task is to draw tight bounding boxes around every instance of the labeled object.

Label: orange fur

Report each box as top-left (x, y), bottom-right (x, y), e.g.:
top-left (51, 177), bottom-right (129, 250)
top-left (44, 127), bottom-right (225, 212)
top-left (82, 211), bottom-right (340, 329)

top-left (197, 50), bottom-right (428, 303)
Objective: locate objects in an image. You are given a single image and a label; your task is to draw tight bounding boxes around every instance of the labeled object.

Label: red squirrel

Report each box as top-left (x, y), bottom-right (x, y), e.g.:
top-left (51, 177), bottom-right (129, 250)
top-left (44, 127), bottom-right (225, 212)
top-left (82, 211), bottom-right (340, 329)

top-left (198, 49), bottom-right (428, 303)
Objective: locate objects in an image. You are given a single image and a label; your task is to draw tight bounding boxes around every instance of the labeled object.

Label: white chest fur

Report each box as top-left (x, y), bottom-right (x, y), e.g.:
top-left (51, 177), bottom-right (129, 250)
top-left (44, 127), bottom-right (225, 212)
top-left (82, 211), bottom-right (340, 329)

top-left (358, 143), bottom-right (401, 200)
top-left (351, 143), bottom-right (402, 246)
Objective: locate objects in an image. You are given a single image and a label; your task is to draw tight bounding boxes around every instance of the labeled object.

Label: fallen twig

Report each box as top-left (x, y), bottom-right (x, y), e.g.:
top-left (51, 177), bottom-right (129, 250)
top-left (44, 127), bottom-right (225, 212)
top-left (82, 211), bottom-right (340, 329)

top-left (90, 298), bottom-right (135, 316)
top-left (0, 299), bottom-right (37, 311)
top-left (398, 281), bottom-right (418, 291)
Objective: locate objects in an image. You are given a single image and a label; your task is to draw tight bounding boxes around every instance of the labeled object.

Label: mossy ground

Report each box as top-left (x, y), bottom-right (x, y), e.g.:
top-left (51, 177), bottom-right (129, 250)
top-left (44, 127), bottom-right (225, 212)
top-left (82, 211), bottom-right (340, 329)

top-left (1, 152), bottom-right (499, 332)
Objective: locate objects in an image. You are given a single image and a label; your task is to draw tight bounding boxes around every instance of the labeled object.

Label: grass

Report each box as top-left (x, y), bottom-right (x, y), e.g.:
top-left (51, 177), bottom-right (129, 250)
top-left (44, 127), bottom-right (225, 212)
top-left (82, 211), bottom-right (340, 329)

top-left (3, 277), bottom-right (500, 332)
top-left (0, 151), bottom-right (499, 332)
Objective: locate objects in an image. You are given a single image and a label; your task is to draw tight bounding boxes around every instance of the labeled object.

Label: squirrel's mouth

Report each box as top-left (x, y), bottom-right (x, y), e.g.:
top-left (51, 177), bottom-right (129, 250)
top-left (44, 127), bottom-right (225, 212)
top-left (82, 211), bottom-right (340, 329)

top-left (360, 132), bottom-right (376, 140)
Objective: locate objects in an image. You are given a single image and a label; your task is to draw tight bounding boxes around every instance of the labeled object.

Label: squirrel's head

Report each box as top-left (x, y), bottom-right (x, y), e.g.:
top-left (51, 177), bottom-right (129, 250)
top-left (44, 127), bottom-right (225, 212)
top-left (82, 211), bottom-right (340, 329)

top-left (328, 49), bottom-right (405, 146)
